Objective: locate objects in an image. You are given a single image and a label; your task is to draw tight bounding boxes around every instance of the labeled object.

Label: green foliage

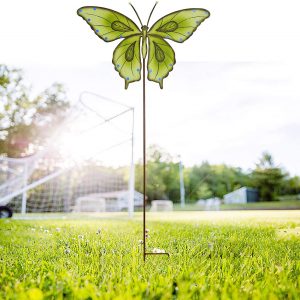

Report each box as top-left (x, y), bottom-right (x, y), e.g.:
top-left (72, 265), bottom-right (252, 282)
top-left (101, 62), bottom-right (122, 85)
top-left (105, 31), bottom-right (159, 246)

top-left (0, 65), bottom-right (69, 157)
top-left (0, 212), bottom-right (300, 299)
top-left (196, 182), bottom-right (213, 199)
top-left (135, 147), bottom-right (299, 203)
top-left (281, 176), bottom-right (300, 196)
top-left (251, 152), bottom-right (287, 201)
top-left (136, 145), bottom-right (251, 202)
top-left (184, 163), bottom-right (251, 202)
top-left (0, 65), bottom-right (10, 88)
top-left (135, 145), bottom-right (180, 201)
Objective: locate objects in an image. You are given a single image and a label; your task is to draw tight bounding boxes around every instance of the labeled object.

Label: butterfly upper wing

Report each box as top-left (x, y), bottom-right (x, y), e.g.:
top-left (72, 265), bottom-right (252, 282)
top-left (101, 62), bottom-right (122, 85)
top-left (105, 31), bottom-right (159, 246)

top-left (113, 35), bottom-right (142, 89)
top-left (148, 9), bottom-right (210, 43)
top-left (146, 8), bottom-right (210, 88)
top-left (147, 36), bottom-right (175, 89)
top-left (78, 6), bottom-right (142, 88)
top-left (77, 6), bottom-right (141, 42)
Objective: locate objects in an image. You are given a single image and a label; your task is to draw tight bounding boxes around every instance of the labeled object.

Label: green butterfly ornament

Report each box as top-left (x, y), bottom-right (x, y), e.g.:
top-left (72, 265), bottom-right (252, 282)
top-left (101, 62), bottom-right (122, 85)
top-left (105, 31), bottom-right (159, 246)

top-left (77, 3), bottom-right (210, 89)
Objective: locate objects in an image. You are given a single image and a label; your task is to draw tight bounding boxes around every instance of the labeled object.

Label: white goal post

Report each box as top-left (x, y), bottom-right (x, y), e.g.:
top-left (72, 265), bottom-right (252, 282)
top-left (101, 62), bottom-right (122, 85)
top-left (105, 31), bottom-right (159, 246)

top-left (150, 200), bottom-right (173, 212)
top-left (0, 92), bottom-right (136, 216)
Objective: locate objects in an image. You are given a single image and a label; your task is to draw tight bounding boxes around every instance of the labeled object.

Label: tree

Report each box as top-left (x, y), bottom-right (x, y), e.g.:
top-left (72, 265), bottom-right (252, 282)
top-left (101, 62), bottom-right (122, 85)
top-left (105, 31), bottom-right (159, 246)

top-left (251, 152), bottom-right (286, 201)
top-left (0, 65), bottom-right (69, 157)
top-left (281, 176), bottom-right (300, 195)
top-left (196, 183), bottom-right (213, 199)
top-left (184, 162), bottom-right (251, 202)
top-left (135, 145), bottom-right (181, 202)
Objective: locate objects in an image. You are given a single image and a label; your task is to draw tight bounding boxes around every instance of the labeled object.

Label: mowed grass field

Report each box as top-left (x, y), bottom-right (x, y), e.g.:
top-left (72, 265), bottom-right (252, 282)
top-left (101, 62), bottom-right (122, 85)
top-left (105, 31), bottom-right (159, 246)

top-left (1, 211), bottom-right (300, 299)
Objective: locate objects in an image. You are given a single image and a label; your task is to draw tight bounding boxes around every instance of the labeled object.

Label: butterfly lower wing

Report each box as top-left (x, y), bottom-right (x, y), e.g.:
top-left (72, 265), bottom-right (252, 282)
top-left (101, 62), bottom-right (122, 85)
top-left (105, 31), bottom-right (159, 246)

top-left (148, 9), bottom-right (210, 43)
top-left (77, 7), bottom-right (141, 42)
top-left (147, 36), bottom-right (175, 89)
top-left (113, 35), bottom-right (142, 89)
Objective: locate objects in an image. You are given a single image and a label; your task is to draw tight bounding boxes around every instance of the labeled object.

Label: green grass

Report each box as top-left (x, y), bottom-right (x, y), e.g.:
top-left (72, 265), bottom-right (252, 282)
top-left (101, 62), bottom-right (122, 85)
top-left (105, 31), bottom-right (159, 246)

top-left (221, 200), bottom-right (300, 210)
top-left (1, 211), bottom-right (300, 299)
top-left (174, 200), bottom-right (300, 211)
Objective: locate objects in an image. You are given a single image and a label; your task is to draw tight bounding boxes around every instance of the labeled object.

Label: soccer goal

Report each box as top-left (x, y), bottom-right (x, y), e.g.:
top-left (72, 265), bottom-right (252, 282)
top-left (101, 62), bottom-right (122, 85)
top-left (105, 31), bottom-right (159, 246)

top-left (150, 200), bottom-right (174, 212)
top-left (0, 92), bottom-right (136, 217)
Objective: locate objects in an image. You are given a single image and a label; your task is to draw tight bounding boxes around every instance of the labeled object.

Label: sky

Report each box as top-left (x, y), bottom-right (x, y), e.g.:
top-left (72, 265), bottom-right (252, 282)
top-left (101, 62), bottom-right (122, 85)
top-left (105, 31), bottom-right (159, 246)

top-left (1, 0), bottom-right (300, 174)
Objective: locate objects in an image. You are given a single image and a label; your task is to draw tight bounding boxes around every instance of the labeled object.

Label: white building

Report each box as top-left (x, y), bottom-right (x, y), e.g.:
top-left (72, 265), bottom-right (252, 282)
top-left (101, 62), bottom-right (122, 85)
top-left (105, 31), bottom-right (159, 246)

top-left (224, 187), bottom-right (259, 204)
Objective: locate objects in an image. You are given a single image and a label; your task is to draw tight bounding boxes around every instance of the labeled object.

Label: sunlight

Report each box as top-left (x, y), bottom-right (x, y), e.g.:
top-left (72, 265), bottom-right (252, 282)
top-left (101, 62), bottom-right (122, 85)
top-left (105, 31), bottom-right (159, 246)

top-left (56, 110), bottom-right (133, 167)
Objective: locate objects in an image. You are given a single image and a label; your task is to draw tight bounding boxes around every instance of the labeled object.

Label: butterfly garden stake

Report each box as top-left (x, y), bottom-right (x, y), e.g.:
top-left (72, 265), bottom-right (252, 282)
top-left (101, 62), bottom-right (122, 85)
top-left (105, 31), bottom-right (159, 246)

top-left (77, 2), bottom-right (210, 261)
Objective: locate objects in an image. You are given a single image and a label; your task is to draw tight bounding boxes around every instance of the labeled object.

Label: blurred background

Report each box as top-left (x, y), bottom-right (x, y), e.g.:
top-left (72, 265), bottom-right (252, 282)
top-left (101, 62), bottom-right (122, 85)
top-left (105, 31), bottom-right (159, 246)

top-left (1, 0), bottom-right (300, 215)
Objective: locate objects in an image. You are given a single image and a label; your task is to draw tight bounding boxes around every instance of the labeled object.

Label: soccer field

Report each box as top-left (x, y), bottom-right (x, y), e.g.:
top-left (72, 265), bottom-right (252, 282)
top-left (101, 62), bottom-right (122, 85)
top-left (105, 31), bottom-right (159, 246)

top-left (1, 211), bottom-right (299, 299)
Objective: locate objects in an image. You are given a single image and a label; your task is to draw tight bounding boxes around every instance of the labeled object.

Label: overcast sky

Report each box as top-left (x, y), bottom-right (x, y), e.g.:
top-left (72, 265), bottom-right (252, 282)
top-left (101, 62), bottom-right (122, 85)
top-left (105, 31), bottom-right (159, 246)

top-left (1, 0), bottom-right (300, 174)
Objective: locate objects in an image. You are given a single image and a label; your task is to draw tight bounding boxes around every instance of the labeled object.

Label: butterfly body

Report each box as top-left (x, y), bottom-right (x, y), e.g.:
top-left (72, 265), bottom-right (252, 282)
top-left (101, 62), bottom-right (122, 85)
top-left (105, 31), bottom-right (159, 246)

top-left (141, 26), bottom-right (148, 59)
top-left (77, 6), bottom-right (210, 89)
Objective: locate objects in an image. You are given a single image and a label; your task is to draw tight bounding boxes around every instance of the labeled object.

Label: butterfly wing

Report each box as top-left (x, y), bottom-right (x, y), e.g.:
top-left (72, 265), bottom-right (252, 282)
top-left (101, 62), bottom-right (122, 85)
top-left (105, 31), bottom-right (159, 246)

top-left (77, 6), bottom-right (141, 42)
top-left (148, 9), bottom-right (210, 43)
top-left (78, 6), bottom-right (142, 88)
top-left (113, 36), bottom-right (142, 89)
top-left (147, 36), bottom-right (175, 89)
top-left (147, 8), bottom-right (210, 88)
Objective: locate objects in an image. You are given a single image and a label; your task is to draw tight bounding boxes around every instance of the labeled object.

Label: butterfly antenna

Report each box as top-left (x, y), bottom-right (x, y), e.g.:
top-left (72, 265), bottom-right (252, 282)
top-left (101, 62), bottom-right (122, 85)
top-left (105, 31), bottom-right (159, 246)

top-left (147, 2), bottom-right (158, 27)
top-left (129, 3), bottom-right (143, 27)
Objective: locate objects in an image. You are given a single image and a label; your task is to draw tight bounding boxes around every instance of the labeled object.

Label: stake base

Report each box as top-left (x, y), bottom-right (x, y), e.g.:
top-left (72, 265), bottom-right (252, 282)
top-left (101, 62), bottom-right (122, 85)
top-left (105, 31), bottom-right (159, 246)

top-left (145, 252), bottom-right (170, 257)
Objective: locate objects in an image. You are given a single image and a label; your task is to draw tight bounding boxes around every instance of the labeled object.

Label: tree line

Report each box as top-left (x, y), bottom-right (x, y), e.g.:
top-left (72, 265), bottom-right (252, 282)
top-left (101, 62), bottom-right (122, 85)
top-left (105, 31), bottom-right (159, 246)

top-left (135, 145), bottom-right (300, 202)
top-left (1, 65), bottom-right (300, 203)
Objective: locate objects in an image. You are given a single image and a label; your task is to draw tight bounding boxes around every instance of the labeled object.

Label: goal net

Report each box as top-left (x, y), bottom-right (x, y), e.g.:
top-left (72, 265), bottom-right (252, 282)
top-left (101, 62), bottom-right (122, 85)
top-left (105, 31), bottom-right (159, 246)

top-left (0, 92), bottom-right (136, 215)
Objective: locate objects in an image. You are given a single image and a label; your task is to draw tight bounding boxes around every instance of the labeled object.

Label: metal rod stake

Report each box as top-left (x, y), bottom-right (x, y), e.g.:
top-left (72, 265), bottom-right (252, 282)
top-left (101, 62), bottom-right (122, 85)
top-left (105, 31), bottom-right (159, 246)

top-left (142, 57), bottom-right (169, 261)
top-left (143, 57), bottom-right (146, 262)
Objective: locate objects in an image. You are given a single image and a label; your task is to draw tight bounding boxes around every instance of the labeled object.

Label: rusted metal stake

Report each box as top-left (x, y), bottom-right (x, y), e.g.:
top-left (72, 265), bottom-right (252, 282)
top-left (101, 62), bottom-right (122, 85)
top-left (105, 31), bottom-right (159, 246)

top-left (143, 57), bottom-right (146, 262)
top-left (142, 58), bottom-right (169, 261)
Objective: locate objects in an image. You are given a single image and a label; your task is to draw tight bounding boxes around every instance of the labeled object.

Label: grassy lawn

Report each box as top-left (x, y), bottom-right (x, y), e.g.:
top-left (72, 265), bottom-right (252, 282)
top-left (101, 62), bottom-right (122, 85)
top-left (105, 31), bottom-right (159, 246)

top-left (0, 211), bottom-right (300, 299)
top-left (174, 200), bottom-right (300, 211)
top-left (221, 200), bottom-right (300, 210)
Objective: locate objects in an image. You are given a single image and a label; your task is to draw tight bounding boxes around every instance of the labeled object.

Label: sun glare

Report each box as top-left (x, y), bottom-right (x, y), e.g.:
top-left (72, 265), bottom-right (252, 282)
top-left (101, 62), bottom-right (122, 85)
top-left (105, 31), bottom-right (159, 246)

top-left (56, 106), bottom-right (133, 167)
